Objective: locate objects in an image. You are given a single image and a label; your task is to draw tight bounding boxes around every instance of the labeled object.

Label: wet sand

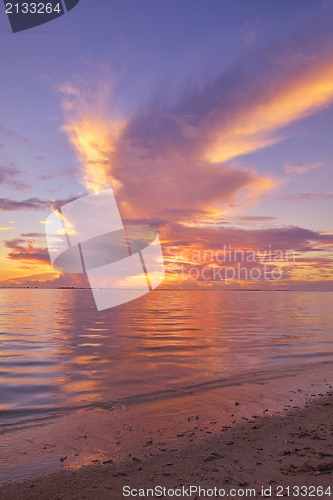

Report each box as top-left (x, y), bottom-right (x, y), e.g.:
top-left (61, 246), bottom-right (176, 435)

top-left (1, 390), bottom-right (333, 499)
top-left (1, 362), bottom-right (332, 482)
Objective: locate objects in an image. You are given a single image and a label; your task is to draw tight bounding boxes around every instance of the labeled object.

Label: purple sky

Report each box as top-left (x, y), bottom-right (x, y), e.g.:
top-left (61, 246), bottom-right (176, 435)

top-left (0, 0), bottom-right (333, 287)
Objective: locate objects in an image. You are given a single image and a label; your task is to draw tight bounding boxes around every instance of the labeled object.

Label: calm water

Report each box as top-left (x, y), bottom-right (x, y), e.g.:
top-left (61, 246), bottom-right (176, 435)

top-left (1, 289), bottom-right (333, 427)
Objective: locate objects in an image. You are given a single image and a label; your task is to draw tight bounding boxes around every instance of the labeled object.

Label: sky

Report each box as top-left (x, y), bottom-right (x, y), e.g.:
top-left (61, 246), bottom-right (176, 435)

top-left (0, 0), bottom-right (333, 290)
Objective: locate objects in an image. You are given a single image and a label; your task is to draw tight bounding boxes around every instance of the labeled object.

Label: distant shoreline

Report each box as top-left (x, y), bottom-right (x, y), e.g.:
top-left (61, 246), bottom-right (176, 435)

top-left (1, 287), bottom-right (333, 291)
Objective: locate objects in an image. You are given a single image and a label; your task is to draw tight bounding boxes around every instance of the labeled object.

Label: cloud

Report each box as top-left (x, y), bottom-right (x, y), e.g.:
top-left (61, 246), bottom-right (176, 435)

top-left (59, 79), bottom-right (126, 193)
top-left (3, 237), bottom-right (50, 265)
top-left (163, 223), bottom-right (333, 253)
top-left (204, 58), bottom-right (333, 163)
top-left (162, 223), bottom-right (333, 286)
top-left (0, 161), bottom-right (28, 190)
top-left (284, 162), bottom-right (322, 174)
top-left (125, 34), bottom-right (333, 170)
top-left (0, 162), bottom-right (20, 182)
top-left (0, 125), bottom-right (36, 147)
top-left (38, 166), bottom-right (75, 181)
top-left (273, 192), bottom-right (333, 202)
top-left (59, 12), bottom-right (333, 226)
top-left (21, 232), bottom-right (45, 238)
top-left (60, 78), bottom-right (277, 223)
top-left (54, 14), bottom-right (333, 289)
top-left (230, 216), bottom-right (276, 222)
top-left (0, 198), bottom-right (49, 211)
top-left (0, 196), bottom-right (77, 212)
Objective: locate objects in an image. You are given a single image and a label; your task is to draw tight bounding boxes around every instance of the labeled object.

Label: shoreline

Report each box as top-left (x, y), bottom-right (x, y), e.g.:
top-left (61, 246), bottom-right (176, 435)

top-left (1, 390), bottom-right (333, 499)
top-left (1, 361), bottom-right (333, 483)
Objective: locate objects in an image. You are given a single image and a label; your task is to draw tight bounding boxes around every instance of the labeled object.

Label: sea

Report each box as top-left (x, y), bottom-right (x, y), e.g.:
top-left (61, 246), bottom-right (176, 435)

top-left (0, 289), bottom-right (332, 479)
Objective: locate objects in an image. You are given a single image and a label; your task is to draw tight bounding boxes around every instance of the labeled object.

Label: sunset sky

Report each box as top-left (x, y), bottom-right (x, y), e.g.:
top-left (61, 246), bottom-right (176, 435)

top-left (0, 0), bottom-right (333, 289)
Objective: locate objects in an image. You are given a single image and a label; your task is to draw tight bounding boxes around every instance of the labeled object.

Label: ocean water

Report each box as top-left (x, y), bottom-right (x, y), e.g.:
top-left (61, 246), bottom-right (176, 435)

top-left (1, 289), bottom-right (333, 429)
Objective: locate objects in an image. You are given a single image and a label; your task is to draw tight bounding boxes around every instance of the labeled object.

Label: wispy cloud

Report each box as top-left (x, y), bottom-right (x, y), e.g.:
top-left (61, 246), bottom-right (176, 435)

top-left (273, 192), bottom-right (333, 202)
top-left (21, 232), bottom-right (46, 238)
top-left (0, 198), bottom-right (49, 211)
top-left (205, 60), bottom-right (333, 163)
top-left (284, 162), bottom-right (322, 174)
top-left (0, 161), bottom-right (28, 190)
top-left (0, 125), bottom-right (37, 147)
top-left (0, 125), bottom-right (41, 150)
top-left (0, 196), bottom-right (77, 212)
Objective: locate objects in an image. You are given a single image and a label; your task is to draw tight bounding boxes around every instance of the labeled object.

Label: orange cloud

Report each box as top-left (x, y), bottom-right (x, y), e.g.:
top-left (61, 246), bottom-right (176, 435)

top-left (59, 81), bottom-right (126, 193)
top-left (0, 234), bottom-right (56, 281)
top-left (162, 223), bottom-right (333, 287)
top-left (3, 237), bottom-right (50, 264)
top-left (58, 45), bottom-right (333, 227)
top-left (206, 58), bottom-right (333, 163)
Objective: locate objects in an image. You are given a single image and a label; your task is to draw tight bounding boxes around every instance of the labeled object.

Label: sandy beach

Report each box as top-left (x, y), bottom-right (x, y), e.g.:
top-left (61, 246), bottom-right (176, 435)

top-left (1, 390), bottom-right (332, 499)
